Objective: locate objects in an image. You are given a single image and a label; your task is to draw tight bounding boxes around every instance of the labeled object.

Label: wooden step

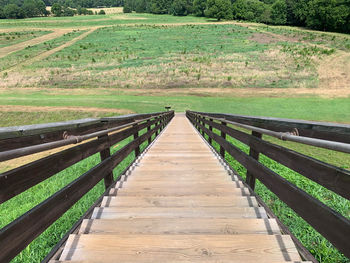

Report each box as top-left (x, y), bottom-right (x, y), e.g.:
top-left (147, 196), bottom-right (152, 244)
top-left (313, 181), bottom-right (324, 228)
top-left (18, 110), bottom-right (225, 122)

top-left (79, 218), bottom-right (280, 235)
top-left (127, 170), bottom-right (230, 176)
top-left (100, 195), bottom-right (258, 207)
top-left (91, 206), bottom-right (267, 219)
top-left (118, 180), bottom-right (244, 188)
top-left (59, 234), bottom-right (302, 262)
top-left (110, 186), bottom-right (251, 196)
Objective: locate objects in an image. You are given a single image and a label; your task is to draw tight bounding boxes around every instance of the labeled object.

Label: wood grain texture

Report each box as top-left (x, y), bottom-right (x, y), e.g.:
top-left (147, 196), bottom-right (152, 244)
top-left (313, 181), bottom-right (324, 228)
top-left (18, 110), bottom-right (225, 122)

top-left (56, 114), bottom-right (307, 263)
top-left (79, 218), bottom-right (279, 235)
top-left (60, 234), bottom-right (301, 262)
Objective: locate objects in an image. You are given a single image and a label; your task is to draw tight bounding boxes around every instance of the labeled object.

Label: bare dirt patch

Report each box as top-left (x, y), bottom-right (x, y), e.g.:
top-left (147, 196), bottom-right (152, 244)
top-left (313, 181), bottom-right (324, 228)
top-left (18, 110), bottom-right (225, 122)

top-left (249, 33), bottom-right (279, 44)
top-left (318, 50), bottom-right (350, 90)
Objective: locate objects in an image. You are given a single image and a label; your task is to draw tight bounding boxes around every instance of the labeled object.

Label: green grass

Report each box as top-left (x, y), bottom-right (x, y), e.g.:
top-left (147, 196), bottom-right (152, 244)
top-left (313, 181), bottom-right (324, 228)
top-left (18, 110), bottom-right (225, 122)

top-left (0, 111), bottom-right (118, 127)
top-left (0, 13), bottom-right (206, 29)
top-left (0, 93), bottom-right (349, 123)
top-left (0, 30), bottom-right (52, 48)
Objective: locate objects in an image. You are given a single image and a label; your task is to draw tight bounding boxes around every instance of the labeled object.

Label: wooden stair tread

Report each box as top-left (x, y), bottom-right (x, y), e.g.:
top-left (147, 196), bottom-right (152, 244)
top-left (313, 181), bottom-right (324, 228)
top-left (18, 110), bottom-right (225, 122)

top-left (91, 206), bottom-right (267, 219)
top-left (54, 115), bottom-right (307, 263)
top-left (59, 234), bottom-right (301, 262)
top-left (100, 195), bottom-right (258, 207)
top-left (79, 218), bottom-right (280, 235)
top-left (111, 187), bottom-right (251, 196)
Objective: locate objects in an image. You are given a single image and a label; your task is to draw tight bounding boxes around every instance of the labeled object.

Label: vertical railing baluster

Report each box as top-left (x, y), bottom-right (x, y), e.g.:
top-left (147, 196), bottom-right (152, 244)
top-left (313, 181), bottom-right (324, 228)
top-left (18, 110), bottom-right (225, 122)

top-left (98, 134), bottom-right (114, 189)
top-left (208, 118), bottom-right (213, 145)
top-left (245, 131), bottom-right (262, 190)
top-left (133, 123), bottom-right (140, 157)
top-left (220, 121), bottom-right (227, 158)
top-left (147, 119), bottom-right (152, 145)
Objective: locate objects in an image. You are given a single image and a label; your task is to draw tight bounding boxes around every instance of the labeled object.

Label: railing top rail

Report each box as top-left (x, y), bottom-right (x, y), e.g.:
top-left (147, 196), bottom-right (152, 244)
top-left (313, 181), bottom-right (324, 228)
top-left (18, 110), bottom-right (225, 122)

top-left (188, 110), bottom-right (350, 144)
top-left (195, 113), bottom-right (350, 154)
top-left (0, 111), bottom-right (169, 140)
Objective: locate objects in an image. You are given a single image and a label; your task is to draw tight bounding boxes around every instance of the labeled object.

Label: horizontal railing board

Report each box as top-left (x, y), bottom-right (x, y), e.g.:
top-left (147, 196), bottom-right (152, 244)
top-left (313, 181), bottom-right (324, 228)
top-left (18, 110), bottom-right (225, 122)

top-left (200, 117), bottom-right (350, 200)
top-left (0, 117), bottom-right (159, 204)
top-left (0, 111), bottom-right (168, 152)
top-left (0, 112), bottom-right (174, 263)
top-left (190, 111), bottom-right (350, 144)
top-left (187, 112), bottom-right (350, 258)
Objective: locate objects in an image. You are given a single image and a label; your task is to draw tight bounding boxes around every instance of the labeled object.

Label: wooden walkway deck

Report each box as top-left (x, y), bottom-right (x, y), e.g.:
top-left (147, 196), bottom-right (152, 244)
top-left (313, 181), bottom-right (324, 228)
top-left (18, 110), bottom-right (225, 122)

top-left (56, 114), bottom-right (309, 262)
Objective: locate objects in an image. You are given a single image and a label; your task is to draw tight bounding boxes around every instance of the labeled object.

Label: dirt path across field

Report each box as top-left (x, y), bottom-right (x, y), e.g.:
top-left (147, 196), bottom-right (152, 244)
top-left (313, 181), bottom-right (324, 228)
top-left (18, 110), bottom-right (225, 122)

top-left (0, 29), bottom-right (72, 58)
top-left (0, 105), bottom-right (134, 114)
top-left (3, 28), bottom-right (98, 73)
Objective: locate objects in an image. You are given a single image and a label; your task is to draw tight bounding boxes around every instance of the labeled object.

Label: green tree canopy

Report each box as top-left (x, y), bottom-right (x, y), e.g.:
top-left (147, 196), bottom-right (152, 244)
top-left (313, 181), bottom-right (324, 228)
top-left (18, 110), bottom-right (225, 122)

top-left (271, 0), bottom-right (287, 24)
top-left (205, 0), bottom-right (232, 20)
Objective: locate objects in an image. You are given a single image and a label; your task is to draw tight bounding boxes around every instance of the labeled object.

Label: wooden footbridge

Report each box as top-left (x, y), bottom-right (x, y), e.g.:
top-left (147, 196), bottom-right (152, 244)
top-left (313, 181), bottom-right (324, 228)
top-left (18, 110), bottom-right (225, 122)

top-left (0, 111), bottom-right (349, 262)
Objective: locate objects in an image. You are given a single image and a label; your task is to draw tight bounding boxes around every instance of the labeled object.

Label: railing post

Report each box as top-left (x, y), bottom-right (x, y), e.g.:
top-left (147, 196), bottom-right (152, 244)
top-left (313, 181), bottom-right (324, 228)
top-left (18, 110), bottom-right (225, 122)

top-left (200, 117), bottom-right (205, 136)
top-left (155, 117), bottom-right (160, 137)
top-left (208, 118), bottom-right (213, 145)
top-left (133, 123), bottom-right (140, 157)
top-left (245, 131), bottom-right (262, 190)
top-left (147, 119), bottom-right (152, 144)
top-left (98, 134), bottom-right (114, 189)
top-left (220, 121), bottom-right (226, 158)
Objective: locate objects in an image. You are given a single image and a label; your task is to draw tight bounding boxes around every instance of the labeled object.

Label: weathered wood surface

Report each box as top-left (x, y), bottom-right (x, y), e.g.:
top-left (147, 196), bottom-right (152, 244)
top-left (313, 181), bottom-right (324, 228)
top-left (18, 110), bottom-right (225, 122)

top-left (58, 114), bottom-right (308, 262)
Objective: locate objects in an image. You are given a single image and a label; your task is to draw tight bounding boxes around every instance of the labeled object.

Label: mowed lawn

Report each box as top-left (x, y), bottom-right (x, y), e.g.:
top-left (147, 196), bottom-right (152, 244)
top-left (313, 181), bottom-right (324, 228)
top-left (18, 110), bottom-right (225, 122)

top-left (0, 10), bottom-right (349, 263)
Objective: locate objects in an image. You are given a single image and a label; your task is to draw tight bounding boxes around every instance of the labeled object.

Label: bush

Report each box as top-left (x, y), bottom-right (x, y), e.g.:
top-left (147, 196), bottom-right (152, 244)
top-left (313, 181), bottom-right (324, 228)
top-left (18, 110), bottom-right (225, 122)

top-left (205, 0), bottom-right (233, 20)
top-left (98, 9), bottom-right (106, 14)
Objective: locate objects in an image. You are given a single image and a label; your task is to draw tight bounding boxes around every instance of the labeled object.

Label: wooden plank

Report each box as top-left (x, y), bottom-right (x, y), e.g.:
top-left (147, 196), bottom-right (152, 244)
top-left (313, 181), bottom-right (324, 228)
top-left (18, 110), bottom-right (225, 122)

top-left (117, 180), bottom-right (245, 189)
top-left (111, 187), bottom-right (251, 197)
top-left (60, 234), bottom-right (301, 262)
top-left (189, 110), bottom-right (350, 143)
top-left (100, 195), bottom-right (258, 207)
top-left (79, 218), bottom-right (280, 235)
top-left (91, 207), bottom-right (267, 219)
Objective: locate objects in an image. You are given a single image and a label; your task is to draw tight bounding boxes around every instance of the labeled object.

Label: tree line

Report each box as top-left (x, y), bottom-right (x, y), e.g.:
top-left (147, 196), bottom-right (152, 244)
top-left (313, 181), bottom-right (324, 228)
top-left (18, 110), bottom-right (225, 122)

top-left (123, 0), bottom-right (350, 33)
top-left (0, 0), bottom-right (122, 19)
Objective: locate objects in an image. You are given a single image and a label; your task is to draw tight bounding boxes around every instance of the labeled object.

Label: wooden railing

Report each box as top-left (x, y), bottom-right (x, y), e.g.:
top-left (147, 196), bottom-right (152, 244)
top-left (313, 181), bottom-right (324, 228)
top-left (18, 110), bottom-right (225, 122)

top-left (0, 110), bottom-right (174, 262)
top-left (186, 110), bottom-right (350, 259)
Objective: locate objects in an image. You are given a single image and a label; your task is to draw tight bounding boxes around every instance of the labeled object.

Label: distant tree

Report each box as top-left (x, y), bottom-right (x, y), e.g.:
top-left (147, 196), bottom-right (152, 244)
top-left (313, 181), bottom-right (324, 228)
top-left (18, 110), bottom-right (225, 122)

top-left (0, 7), bottom-right (4, 19)
top-left (271, 0), bottom-right (287, 24)
top-left (3, 4), bottom-right (24, 18)
top-left (62, 6), bottom-right (76, 16)
top-left (148, 0), bottom-right (172, 14)
top-left (205, 0), bottom-right (232, 20)
top-left (98, 9), bottom-right (106, 14)
top-left (134, 0), bottom-right (145, 12)
top-left (51, 2), bottom-right (63, 16)
top-left (306, 0), bottom-right (349, 32)
top-left (170, 0), bottom-right (192, 15)
top-left (232, 0), bottom-right (268, 22)
top-left (123, 0), bottom-right (133, 12)
top-left (193, 0), bottom-right (206, 16)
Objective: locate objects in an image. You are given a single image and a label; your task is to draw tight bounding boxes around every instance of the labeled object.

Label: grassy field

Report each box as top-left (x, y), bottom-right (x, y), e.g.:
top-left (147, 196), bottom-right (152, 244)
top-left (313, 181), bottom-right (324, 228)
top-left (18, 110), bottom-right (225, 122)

top-left (0, 8), bottom-right (349, 263)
